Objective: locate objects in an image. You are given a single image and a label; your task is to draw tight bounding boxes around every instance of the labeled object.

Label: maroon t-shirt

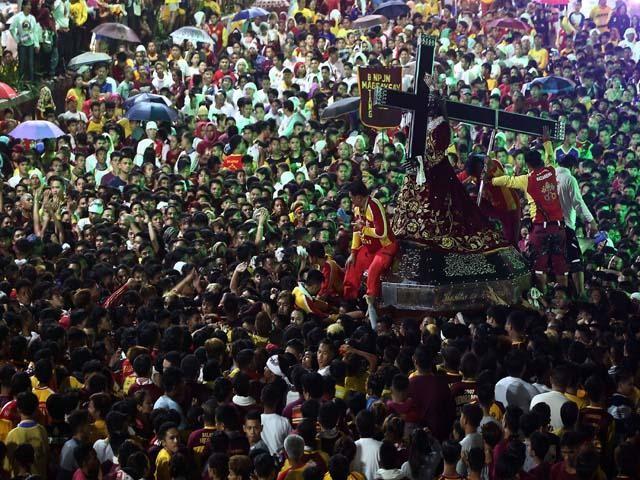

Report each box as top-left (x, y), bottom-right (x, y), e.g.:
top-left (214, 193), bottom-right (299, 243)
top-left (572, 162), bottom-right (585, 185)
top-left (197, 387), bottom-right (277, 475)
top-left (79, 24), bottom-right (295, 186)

top-left (449, 380), bottom-right (477, 415)
top-left (187, 426), bottom-right (216, 470)
top-left (550, 461), bottom-right (578, 480)
top-left (408, 373), bottom-right (455, 441)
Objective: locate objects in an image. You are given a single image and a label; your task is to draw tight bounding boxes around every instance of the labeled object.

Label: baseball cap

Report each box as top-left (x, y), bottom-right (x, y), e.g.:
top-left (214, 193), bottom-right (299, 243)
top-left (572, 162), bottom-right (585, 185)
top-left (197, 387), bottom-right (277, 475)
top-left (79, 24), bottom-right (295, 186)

top-left (146, 121), bottom-right (158, 131)
top-left (88, 200), bottom-right (104, 215)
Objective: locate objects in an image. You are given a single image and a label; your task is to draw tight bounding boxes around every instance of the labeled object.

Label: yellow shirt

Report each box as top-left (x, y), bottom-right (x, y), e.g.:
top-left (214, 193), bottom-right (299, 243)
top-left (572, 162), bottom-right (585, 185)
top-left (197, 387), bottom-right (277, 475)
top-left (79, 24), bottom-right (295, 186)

top-left (123, 374), bottom-right (137, 395)
top-left (87, 118), bottom-right (104, 134)
top-left (250, 334), bottom-right (269, 349)
top-left (345, 372), bottom-right (368, 394)
top-left (414, 0), bottom-right (439, 16)
top-left (69, 0), bottom-right (88, 26)
top-left (90, 419), bottom-right (108, 443)
top-left (66, 87), bottom-right (85, 111)
top-left (292, 7), bottom-right (316, 22)
top-left (564, 392), bottom-right (587, 409)
top-left (202, 1), bottom-right (221, 15)
top-left (155, 447), bottom-right (172, 480)
top-left (4, 421), bottom-right (49, 478)
top-left (529, 48), bottom-right (549, 70)
top-left (489, 402), bottom-right (504, 422)
top-left (590, 6), bottom-right (612, 31)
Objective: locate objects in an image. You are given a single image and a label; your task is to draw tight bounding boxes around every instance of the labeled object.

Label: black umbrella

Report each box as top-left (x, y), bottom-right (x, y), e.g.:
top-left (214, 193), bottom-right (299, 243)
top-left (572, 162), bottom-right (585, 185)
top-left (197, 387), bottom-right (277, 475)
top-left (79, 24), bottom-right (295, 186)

top-left (321, 97), bottom-right (360, 120)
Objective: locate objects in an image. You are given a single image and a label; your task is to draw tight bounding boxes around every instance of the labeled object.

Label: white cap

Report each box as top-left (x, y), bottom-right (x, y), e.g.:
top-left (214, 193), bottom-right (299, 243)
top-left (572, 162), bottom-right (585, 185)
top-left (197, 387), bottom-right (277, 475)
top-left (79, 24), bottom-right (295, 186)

top-left (136, 45), bottom-right (146, 53)
top-left (146, 121), bottom-right (158, 131)
top-left (88, 199), bottom-right (104, 215)
top-left (174, 261), bottom-right (187, 274)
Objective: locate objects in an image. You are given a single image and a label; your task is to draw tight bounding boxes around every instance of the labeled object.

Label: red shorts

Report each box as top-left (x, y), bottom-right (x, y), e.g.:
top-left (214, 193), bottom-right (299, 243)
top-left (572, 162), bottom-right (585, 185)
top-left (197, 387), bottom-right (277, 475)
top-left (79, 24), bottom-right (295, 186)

top-left (529, 222), bottom-right (568, 276)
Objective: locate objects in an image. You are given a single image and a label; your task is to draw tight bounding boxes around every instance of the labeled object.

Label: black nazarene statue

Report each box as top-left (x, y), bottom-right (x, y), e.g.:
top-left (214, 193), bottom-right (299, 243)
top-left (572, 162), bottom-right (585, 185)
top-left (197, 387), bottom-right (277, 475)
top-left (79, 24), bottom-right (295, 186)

top-left (391, 82), bottom-right (505, 254)
top-left (375, 36), bottom-right (566, 311)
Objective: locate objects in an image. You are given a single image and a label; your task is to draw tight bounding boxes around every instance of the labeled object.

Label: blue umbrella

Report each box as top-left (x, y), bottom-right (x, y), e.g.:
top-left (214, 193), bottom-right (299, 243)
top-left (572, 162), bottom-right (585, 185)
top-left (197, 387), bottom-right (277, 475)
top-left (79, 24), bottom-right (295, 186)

top-left (125, 103), bottom-right (178, 122)
top-left (232, 7), bottom-right (269, 21)
top-left (528, 76), bottom-right (575, 95)
top-left (373, 0), bottom-right (409, 19)
top-left (9, 120), bottom-right (65, 140)
top-left (123, 93), bottom-right (172, 110)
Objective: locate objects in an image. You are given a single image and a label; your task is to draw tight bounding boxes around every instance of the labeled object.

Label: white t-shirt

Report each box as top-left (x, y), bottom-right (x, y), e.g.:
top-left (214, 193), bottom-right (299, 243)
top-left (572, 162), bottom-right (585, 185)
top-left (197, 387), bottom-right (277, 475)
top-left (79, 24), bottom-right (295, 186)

top-left (260, 413), bottom-right (291, 455)
top-left (94, 438), bottom-right (115, 465)
top-left (354, 437), bottom-right (381, 480)
top-left (494, 376), bottom-right (539, 413)
top-left (457, 432), bottom-right (483, 476)
top-left (530, 390), bottom-right (569, 431)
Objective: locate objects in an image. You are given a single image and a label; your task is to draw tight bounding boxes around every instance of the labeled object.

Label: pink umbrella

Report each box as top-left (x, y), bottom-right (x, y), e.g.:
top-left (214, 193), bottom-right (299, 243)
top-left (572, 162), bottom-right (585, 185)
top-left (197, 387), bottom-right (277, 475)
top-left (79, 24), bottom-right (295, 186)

top-left (486, 17), bottom-right (531, 33)
top-left (535, 0), bottom-right (569, 5)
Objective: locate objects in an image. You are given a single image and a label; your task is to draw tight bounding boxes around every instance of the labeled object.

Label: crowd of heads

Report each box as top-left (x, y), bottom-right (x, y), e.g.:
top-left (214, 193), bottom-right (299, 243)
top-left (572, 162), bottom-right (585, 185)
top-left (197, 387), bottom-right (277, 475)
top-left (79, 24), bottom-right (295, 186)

top-left (0, 0), bottom-right (637, 479)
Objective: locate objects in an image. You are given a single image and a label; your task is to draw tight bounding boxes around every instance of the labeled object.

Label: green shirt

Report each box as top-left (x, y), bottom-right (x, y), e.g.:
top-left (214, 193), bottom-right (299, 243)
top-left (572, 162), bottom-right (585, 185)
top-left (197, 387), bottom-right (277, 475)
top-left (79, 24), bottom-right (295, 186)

top-left (10, 12), bottom-right (40, 48)
top-left (52, 0), bottom-right (71, 30)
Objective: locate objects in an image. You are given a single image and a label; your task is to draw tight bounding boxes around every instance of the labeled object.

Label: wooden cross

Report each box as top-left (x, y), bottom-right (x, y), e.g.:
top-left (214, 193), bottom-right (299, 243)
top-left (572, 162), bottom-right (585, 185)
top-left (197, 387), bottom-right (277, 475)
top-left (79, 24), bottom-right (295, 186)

top-left (374, 34), bottom-right (565, 160)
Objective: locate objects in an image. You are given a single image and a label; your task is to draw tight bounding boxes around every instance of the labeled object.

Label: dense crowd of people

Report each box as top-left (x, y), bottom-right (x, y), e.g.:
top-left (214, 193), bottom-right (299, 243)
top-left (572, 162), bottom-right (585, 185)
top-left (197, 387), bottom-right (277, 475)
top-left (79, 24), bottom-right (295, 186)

top-left (0, 0), bottom-right (638, 479)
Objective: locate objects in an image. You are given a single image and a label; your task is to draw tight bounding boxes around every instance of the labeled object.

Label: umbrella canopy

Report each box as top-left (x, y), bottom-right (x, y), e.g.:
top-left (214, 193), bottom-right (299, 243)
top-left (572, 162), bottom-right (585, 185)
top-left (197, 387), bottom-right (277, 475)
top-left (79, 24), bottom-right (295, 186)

top-left (321, 97), bottom-right (360, 120)
top-left (0, 82), bottom-right (17, 99)
top-left (253, 0), bottom-right (289, 11)
top-left (170, 26), bottom-right (214, 45)
top-left (351, 14), bottom-right (387, 30)
top-left (486, 17), bottom-right (531, 32)
top-left (123, 93), bottom-right (173, 110)
top-left (68, 52), bottom-right (112, 70)
top-left (125, 102), bottom-right (178, 122)
top-left (93, 22), bottom-right (140, 43)
top-left (232, 7), bottom-right (269, 21)
top-left (372, 0), bottom-right (410, 19)
top-left (9, 121), bottom-right (65, 140)
top-left (527, 76), bottom-right (575, 95)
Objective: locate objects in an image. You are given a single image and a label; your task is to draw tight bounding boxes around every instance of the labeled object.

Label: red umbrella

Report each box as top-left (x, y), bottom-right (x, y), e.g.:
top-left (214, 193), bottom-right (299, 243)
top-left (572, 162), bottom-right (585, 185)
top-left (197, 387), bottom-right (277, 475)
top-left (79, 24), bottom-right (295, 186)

top-left (486, 17), bottom-right (531, 33)
top-left (0, 82), bottom-right (17, 99)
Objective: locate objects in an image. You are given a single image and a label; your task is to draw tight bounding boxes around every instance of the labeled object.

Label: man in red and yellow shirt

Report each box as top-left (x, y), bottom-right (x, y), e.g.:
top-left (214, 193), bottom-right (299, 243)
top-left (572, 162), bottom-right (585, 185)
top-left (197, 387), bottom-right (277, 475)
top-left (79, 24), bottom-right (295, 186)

top-left (307, 241), bottom-right (343, 301)
top-left (492, 149), bottom-right (567, 291)
top-left (292, 269), bottom-right (331, 318)
top-left (344, 180), bottom-right (398, 327)
top-left (459, 153), bottom-right (521, 246)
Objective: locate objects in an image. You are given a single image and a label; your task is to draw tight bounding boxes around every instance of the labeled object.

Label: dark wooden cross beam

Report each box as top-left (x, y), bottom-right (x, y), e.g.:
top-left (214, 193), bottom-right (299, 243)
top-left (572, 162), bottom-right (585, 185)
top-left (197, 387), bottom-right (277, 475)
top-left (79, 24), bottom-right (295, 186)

top-left (374, 35), bottom-right (437, 159)
top-left (374, 34), bottom-right (565, 157)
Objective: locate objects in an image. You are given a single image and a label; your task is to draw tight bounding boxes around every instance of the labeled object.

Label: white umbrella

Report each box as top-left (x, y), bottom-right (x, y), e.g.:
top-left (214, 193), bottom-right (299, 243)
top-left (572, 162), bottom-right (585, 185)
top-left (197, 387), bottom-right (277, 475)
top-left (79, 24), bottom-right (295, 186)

top-left (170, 26), bottom-right (215, 45)
top-left (9, 121), bottom-right (65, 140)
top-left (68, 52), bottom-right (112, 70)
